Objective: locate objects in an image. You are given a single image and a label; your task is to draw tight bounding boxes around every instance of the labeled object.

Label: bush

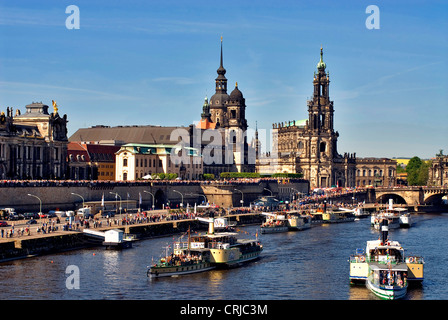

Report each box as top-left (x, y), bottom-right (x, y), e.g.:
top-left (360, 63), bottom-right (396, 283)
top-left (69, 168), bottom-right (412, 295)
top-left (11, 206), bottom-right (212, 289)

top-left (220, 172), bottom-right (261, 179)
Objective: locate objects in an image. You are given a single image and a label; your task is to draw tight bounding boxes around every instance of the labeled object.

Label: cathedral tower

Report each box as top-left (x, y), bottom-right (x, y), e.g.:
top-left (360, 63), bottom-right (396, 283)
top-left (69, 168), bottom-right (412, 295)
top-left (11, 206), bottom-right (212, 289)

top-left (209, 37), bottom-right (230, 128)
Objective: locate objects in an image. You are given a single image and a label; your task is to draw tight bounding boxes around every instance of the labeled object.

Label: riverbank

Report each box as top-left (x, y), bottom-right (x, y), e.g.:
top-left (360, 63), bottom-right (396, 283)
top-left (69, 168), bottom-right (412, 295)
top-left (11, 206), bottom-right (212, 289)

top-left (0, 212), bottom-right (263, 263)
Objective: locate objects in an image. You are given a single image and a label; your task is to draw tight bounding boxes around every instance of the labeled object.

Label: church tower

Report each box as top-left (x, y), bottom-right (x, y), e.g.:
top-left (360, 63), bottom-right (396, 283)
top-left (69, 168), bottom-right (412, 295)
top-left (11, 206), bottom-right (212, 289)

top-left (305, 47), bottom-right (338, 162)
top-left (209, 37), bottom-right (230, 128)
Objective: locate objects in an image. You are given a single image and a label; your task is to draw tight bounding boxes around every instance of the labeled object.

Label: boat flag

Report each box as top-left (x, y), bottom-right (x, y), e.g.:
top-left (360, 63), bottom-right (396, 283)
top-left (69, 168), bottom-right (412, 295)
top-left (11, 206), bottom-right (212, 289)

top-left (101, 193), bottom-right (104, 207)
top-left (139, 192), bottom-right (142, 205)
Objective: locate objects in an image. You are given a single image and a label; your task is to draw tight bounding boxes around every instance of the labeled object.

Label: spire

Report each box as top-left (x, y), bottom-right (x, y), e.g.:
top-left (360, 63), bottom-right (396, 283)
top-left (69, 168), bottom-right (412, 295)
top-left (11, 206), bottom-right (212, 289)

top-left (220, 36), bottom-right (223, 68)
top-left (317, 46), bottom-right (326, 71)
top-left (217, 36), bottom-right (226, 76)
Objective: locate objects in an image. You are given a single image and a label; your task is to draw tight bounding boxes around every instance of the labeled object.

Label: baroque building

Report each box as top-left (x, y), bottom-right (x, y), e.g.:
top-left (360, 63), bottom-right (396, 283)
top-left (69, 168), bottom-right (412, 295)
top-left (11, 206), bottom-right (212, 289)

top-left (195, 38), bottom-right (254, 175)
top-left (428, 151), bottom-right (448, 186)
top-left (0, 101), bottom-right (68, 179)
top-left (256, 48), bottom-right (396, 189)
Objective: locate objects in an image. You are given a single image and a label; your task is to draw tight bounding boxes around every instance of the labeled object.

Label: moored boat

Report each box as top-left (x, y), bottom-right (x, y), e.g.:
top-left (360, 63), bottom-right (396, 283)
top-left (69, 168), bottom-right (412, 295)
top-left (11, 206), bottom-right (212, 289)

top-left (260, 212), bottom-right (311, 233)
top-left (260, 212), bottom-right (288, 233)
top-left (321, 210), bottom-right (355, 223)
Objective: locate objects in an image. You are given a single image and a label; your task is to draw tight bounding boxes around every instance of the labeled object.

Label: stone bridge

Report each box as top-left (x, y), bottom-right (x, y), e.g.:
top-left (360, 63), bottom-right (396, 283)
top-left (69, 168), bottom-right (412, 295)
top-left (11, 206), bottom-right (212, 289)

top-left (374, 186), bottom-right (448, 206)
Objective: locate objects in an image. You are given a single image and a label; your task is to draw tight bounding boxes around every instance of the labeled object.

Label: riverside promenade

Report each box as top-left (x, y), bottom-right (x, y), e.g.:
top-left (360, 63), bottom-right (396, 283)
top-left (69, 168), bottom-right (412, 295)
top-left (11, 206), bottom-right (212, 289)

top-left (0, 209), bottom-right (263, 262)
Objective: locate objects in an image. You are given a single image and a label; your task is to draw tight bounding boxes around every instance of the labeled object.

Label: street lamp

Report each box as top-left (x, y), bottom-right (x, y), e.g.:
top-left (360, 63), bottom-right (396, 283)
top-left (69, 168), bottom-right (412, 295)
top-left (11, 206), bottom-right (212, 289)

top-left (186, 193), bottom-right (207, 204)
top-left (263, 188), bottom-right (273, 196)
top-left (70, 192), bottom-right (85, 208)
top-left (143, 190), bottom-right (155, 210)
top-left (173, 190), bottom-right (184, 207)
top-left (109, 192), bottom-right (122, 214)
top-left (234, 188), bottom-right (244, 207)
top-left (27, 193), bottom-right (42, 215)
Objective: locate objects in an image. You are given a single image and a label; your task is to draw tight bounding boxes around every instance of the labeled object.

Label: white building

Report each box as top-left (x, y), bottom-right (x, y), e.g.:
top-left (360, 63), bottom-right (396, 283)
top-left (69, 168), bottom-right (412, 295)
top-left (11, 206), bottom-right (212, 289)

top-left (115, 143), bottom-right (202, 181)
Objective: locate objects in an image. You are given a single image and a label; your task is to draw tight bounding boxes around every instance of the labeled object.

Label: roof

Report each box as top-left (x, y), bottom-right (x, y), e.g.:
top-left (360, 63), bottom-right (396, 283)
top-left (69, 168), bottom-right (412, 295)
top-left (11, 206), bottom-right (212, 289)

top-left (118, 143), bottom-right (201, 156)
top-left (196, 118), bottom-right (216, 130)
top-left (69, 125), bottom-right (188, 145)
top-left (67, 142), bottom-right (90, 162)
top-left (369, 262), bottom-right (408, 272)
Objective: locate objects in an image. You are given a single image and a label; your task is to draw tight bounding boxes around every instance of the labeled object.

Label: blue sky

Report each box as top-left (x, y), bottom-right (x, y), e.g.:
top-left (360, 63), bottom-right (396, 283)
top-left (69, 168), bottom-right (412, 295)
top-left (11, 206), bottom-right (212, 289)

top-left (0, 0), bottom-right (446, 159)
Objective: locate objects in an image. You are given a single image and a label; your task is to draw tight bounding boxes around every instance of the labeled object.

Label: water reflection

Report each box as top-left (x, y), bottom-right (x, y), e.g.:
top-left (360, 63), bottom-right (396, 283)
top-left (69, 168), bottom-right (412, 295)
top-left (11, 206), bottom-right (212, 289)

top-left (0, 213), bottom-right (445, 300)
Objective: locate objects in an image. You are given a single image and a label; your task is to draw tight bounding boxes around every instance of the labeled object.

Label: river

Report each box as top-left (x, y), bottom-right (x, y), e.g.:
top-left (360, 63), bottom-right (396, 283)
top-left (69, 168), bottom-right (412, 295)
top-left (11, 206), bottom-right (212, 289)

top-left (0, 212), bottom-right (447, 301)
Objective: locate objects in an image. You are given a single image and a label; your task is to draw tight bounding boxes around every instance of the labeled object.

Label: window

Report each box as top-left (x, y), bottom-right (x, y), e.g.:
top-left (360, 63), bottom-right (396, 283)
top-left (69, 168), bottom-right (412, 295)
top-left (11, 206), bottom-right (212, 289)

top-left (123, 158), bottom-right (128, 167)
top-left (320, 142), bottom-right (326, 153)
top-left (123, 172), bottom-right (127, 181)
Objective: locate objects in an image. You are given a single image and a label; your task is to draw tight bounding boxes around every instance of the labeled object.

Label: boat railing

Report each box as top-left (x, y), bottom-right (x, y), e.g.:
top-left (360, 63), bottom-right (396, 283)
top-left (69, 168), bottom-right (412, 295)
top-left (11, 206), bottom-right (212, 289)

top-left (349, 254), bottom-right (403, 264)
top-left (405, 256), bottom-right (424, 264)
top-left (174, 242), bottom-right (189, 250)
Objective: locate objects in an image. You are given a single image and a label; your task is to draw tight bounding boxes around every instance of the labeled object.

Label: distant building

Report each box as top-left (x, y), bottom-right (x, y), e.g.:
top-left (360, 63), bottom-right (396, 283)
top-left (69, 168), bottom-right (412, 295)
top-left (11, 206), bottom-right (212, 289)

top-left (67, 142), bottom-right (119, 180)
top-left (115, 143), bottom-right (202, 181)
top-left (428, 151), bottom-right (448, 186)
top-left (355, 158), bottom-right (397, 187)
top-left (0, 101), bottom-right (68, 179)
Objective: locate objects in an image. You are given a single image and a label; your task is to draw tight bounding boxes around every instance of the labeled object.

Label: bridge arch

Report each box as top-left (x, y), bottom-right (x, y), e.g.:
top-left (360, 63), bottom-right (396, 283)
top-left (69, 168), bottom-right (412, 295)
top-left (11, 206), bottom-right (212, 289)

top-left (423, 190), bottom-right (448, 205)
top-left (376, 193), bottom-right (407, 205)
top-left (154, 189), bottom-right (166, 209)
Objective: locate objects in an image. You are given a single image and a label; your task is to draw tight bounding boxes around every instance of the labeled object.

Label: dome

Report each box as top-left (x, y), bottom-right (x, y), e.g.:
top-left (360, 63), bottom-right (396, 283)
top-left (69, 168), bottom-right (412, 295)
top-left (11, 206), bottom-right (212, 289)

top-left (230, 82), bottom-right (243, 100)
top-left (209, 92), bottom-right (229, 108)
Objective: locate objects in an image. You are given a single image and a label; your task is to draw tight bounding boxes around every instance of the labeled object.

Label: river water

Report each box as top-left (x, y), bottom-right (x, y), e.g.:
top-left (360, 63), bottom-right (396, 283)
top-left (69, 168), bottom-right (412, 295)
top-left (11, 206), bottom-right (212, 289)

top-left (0, 212), bottom-right (447, 301)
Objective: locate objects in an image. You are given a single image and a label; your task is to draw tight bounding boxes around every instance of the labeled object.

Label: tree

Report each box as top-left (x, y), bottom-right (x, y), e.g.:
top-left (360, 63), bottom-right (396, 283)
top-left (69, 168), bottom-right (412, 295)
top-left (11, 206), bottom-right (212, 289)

top-left (406, 156), bottom-right (429, 186)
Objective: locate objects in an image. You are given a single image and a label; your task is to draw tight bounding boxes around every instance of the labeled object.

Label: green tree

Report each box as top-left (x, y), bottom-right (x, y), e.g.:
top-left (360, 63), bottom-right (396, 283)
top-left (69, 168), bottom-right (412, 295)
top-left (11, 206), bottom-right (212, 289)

top-left (406, 156), bottom-right (429, 186)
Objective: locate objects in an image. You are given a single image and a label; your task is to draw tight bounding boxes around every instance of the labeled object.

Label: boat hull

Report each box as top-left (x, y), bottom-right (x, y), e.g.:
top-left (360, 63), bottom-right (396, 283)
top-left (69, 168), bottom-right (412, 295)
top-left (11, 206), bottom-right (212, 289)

top-left (261, 226), bottom-right (289, 234)
top-left (210, 246), bottom-right (263, 267)
top-left (366, 279), bottom-right (407, 300)
top-left (148, 262), bottom-right (215, 278)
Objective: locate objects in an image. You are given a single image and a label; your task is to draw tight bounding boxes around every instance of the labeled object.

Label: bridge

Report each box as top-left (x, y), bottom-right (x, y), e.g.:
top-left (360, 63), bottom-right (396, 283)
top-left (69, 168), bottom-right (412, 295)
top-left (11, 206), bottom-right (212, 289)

top-left (374, 186), bottom-right (448, 206)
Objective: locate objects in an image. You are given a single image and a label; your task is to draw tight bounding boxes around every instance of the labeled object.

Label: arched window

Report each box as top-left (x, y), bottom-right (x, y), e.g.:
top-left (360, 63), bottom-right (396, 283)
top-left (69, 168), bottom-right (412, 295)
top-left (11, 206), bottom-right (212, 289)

top-left (320, 142), bottom-right (326, 153)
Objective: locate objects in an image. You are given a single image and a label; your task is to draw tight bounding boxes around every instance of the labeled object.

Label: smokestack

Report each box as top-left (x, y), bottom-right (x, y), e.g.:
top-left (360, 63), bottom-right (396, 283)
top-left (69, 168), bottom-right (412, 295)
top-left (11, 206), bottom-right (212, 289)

top-left (381, 219), bottom-right (389, 244)
top-left (208, 211), bottom-right (215, 235)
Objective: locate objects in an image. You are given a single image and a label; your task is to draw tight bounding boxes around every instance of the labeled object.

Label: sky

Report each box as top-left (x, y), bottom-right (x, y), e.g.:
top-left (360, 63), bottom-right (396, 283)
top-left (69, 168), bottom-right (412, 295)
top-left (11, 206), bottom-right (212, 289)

top-left (0, 0), bottom-right (446, 159)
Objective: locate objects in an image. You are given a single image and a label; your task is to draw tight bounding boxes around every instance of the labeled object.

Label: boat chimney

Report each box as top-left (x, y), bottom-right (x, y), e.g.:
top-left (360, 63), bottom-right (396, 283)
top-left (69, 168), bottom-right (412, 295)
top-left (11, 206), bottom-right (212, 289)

top-left (208, 211), bottom-right (215, 235)
top-left (381, 219), bottom-right (389, 244)
top-left (388, 199), bottom-right (393, 210)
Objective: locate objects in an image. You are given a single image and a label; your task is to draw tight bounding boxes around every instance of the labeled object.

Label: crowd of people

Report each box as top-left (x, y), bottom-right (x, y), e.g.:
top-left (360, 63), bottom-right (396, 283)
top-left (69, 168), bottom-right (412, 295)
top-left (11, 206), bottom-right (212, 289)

top-left (0, 185), bottom-right (373, 240)
top-left (0, 177), bottom-right (306, 188)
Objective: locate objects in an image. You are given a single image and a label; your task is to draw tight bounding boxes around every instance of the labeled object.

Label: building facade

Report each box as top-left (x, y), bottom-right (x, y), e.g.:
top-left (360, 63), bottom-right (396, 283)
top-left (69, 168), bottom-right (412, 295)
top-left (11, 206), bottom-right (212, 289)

top-left (355, 158), bottom-right (397, 187)
top-left (0, 101), bottom-right (68, 179)
top-left (115, 143), bottom-right (202, 181)
top-left (256, 48), bottom-right (396, 189)
top-left (195, 38), bottom-right (255, 175)
top-left (428, 151), bottom-right (448, 186)
top-left (257, 48), bottom-right (357, 189)
top-left (67, 142), bottom-right (119, 180)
